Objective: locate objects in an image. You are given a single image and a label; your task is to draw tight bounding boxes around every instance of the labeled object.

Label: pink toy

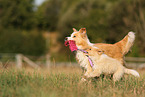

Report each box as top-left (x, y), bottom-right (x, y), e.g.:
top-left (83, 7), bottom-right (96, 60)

top-left (65, 40), bottom-right (78, 52)
top-left (65, 40), bottom-right (94, 67)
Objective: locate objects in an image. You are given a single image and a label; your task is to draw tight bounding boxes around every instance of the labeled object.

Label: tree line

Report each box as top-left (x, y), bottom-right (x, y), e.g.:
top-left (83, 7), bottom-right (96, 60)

top-left (0, 0), bottom-right (145, 57)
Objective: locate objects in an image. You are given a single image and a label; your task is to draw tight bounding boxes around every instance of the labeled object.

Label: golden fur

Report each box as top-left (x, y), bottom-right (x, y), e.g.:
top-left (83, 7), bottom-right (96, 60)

top-left (85, 47), bottom-right (140, 81)
top-left (66, 28), bottom-right (135, 81)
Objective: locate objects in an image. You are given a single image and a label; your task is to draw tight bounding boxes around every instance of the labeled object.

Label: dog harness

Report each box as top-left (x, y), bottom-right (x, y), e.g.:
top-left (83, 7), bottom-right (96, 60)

top-left (65, 40), bottom-right (94, 67)
top-left (77, 49), bottom-right (93, 67)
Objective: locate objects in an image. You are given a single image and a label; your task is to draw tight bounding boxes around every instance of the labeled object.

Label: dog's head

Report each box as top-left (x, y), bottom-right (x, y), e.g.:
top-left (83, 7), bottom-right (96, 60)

top-left (65, 28), bottom-right (90, 49)
top-left (86, 46), bottom-right (104, 56)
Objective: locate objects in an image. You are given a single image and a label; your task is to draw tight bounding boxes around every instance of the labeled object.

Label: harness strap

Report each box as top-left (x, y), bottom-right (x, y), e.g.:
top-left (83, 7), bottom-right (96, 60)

top-left (77, 49), bottom-right (88, 53)
top-left (78, 49), bottom-right (94, 67)
top-left (86, 55), bottom-right (94, 67)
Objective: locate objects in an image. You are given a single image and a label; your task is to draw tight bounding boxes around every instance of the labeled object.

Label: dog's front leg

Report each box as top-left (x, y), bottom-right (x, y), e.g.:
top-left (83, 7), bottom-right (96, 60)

top-left (86, 69), bottom-right (102, 78)
top-left (80, 65), bottom-right (93, 82)
top-left (84, 64), bottom-right (93, 77)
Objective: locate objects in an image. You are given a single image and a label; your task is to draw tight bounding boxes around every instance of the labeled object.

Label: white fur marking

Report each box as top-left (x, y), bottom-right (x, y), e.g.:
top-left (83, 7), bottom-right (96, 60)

top-left (124, 31), bottom-right (135, 54)
top-left (128, 31), bottom-right (135, 43)
top-left (76, 51), bottom-right (89, 69)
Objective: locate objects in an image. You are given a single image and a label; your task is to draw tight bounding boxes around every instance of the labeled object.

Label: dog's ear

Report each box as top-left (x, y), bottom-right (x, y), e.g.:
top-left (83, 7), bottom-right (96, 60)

top-left (73, 28), bottom-right (77, 32)
top-left (79, 28), bottom-right (86, 34)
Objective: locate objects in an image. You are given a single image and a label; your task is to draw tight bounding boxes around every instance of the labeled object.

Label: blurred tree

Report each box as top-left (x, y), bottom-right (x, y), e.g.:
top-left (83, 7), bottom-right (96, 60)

top-left (0, 0), bottom-right (36, 30)
top-left (36, 0), bottom-right (61, 31)
top-left (0, 28), bottom-right (46, 55)
top-left (57, 0), bottom-right (112, 43)
top-left (0, 0), bottom-right (144, 57)
top-left (107, 0), bottom-right (136, 42)
top-left (108, 0), bottom-right (145, 56)
top-left (36, 0), bottom-right (112, 42)
top-left (0, 0), bottom-right (46, 56)
top-left (36, 0), bottom-right (145, 57)
top-left (134, 0), bottom-right (145, 55)
top-left (21, 30), bottom-right (46, 55)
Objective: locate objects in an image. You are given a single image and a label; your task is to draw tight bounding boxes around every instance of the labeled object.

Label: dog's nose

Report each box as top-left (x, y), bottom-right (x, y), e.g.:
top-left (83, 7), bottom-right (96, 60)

top-left (65, 37), bottom-right (68, 41)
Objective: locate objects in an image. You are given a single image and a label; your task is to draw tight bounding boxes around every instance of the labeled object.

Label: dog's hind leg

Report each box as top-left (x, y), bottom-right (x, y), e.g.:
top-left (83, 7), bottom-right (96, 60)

top-left (113, 68), bottom-right (124, 82)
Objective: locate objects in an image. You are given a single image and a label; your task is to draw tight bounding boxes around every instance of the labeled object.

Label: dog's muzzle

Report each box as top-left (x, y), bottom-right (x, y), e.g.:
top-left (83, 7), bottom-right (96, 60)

top-left (65, 37), bottom-right (68, 41)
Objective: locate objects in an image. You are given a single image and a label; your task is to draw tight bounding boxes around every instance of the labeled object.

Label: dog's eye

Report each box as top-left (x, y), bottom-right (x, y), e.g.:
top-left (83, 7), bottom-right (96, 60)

top-left (73, 36), bottom-right (76, 38)
top-left (98, 51), bottom-right (102, 52)
top-left (89, 49), bottom-right (91, 50)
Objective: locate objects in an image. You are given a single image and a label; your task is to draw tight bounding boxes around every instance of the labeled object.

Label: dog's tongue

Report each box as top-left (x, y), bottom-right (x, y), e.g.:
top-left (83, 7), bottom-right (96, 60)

top-left (64, 40), bottom-right (78, 52)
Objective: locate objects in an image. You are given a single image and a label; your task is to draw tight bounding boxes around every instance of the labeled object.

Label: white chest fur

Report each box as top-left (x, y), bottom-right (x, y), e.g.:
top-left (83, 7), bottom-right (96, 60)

top-left (76, 51), bottom-right (89, 69)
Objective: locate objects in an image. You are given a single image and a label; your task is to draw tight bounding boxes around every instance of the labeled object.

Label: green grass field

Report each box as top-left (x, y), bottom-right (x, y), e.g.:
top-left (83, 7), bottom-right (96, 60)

top-left (0, 67), bottom-right (144, 97)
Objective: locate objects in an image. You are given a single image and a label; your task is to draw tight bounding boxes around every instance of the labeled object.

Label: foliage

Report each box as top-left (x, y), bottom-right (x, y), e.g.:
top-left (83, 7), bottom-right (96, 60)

top-left (0, 28), bottom-right (46, 55)
top-left (0, 0), bottom-right (36, 30)
top-left (36, 0), bottom-right (61, 31)
top-left (57, 0), bottom-right (111, 42)
top-left (0, 0), bottom-right (145, 56)
top-left (107, 0), bottom-right (145, 55)
top-left (0, 0), bottom-right (45, 55)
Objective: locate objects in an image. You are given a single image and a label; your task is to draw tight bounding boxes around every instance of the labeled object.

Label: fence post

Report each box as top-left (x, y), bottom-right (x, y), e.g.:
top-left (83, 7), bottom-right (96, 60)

top-left (46, 54), bottom-right (51, 69)
top-left (16, 54), bottom-right (22, 69)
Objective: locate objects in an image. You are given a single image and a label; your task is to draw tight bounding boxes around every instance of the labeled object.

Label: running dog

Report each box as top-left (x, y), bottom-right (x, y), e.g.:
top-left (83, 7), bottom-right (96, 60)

top-left (85, 46), bottom-right (139, 81)
top-left (65, 28), bottom-right (135, 80)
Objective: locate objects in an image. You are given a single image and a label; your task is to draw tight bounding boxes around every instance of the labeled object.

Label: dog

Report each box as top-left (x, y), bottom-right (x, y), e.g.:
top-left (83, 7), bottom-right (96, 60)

top-left (85, 46), bottom-right (140, 81)
top-left (65, 28), bottom-right (135, 80)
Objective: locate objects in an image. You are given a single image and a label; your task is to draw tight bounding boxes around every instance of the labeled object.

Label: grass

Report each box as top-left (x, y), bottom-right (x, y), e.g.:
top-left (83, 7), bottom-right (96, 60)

top-left (0, 67), bottom-right (145, 97)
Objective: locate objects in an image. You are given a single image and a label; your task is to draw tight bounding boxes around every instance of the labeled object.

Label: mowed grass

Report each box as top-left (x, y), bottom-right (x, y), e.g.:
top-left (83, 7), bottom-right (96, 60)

top-left (0, 67), bottom-right (145, 97)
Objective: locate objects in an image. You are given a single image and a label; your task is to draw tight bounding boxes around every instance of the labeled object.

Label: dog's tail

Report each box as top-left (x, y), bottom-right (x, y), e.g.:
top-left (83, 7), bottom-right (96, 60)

top-left (124, 68), bottom-right (140, 77)
top-left (115, 32), bottom-right (135, 55)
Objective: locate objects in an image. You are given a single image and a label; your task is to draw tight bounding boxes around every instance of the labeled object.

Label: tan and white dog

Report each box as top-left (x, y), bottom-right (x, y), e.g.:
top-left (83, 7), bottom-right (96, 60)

top-left (85, 47), bottom-right (140, 81)
top-left (66, 28), bottom-right (135, 80)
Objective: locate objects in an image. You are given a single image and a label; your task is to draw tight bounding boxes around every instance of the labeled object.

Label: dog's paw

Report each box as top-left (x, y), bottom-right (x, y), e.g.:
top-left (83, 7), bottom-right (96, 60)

top-left (81, 78), bottom-right (87, 82)
top-left (88, 73), bottom-right (97, 78)
top-left (84, 72), bottom-right (89, 77)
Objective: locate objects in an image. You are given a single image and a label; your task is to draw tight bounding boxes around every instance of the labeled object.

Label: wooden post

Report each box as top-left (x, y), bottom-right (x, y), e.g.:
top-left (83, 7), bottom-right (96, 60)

top-left (46, 54), bottom-right (51, 69)
top-left (16, 54), bottom-right (22, 69)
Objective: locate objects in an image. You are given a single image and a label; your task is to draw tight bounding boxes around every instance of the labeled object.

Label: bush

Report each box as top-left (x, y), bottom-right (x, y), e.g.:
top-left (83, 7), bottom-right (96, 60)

top-left (0, 28), bottom-right (46, 56)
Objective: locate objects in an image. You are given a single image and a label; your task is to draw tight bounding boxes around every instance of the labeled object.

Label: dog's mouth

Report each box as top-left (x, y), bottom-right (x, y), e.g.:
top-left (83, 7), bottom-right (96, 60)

top-left (64, 40), bottom-right (69, 46)
top-left (64, 40), bottom-right (76, 46)
top-left (64, 40), bottom-right (78, 52)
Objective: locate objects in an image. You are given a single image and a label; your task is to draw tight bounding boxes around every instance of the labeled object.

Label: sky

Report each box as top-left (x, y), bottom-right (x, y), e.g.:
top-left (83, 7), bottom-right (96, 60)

top-left (35, 0), bottom-right (45, 6)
